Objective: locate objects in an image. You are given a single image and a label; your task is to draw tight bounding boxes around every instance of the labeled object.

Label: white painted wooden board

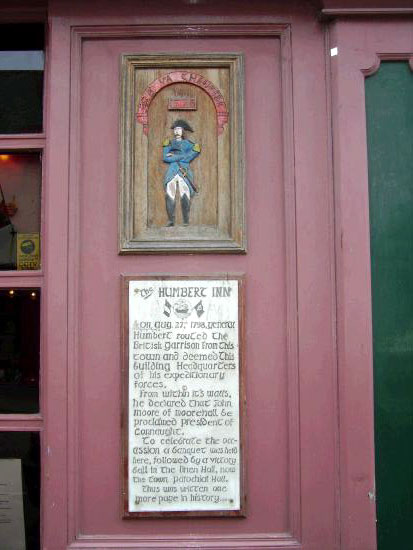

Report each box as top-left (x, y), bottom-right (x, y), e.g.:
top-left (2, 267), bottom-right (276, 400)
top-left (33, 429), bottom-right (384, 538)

top-left (128, 279), bottom-right (240, 513)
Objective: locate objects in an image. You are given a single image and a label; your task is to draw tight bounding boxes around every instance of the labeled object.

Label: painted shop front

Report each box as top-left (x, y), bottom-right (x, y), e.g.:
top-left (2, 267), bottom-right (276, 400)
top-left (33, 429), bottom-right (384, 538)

top-left (0, 1), bottom-right (411, 549)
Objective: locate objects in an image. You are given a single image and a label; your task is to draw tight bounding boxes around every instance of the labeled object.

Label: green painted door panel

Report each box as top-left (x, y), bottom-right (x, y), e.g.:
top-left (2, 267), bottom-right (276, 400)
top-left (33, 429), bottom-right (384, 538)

top-left (365, 61), bottom-right (413, 549)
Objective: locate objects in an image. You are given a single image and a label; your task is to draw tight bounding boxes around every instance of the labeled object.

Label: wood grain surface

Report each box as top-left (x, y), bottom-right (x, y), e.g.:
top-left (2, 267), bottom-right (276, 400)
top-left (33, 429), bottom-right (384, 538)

top-left (119, 54), bottom-right (244, 253)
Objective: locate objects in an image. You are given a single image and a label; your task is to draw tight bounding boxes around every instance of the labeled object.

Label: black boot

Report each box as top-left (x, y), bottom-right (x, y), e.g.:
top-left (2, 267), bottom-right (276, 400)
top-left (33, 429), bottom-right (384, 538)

top-left (181, 195), bottom-right (191, 226)
top-left (165, 195), bottom-right (175, 226)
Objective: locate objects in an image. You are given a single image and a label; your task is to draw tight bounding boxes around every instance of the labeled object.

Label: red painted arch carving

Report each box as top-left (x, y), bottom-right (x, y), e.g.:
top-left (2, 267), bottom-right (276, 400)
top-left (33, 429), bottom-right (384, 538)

top-left (137, 71), bottom-right (229, 135)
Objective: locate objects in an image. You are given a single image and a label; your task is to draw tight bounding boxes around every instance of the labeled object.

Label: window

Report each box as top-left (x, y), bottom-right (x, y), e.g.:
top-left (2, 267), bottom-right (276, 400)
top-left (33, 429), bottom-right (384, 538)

top-left (0, 22), bottom-right (45, 550)
top-left (0, 23), bottom-right (44, 134)
top-left (0, 152), bottom-right (42, 271)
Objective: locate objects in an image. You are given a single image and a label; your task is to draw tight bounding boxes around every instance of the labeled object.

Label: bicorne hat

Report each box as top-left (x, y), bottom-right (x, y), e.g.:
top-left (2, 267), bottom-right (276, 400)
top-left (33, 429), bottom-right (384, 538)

top-left (171, 119), bottom-right (194, 132)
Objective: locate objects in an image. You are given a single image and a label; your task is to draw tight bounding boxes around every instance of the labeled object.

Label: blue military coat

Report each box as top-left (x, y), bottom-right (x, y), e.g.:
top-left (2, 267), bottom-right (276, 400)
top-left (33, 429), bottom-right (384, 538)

top-left (162, 138), bottom-right (201, 196)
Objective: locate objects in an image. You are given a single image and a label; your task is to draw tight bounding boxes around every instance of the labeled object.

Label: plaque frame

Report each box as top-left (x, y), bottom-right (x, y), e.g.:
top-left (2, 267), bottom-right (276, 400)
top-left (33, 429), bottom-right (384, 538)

top-left (121, 274), bottom-right (246, 518)
top-left (119, 53), bottom-right (246, 254)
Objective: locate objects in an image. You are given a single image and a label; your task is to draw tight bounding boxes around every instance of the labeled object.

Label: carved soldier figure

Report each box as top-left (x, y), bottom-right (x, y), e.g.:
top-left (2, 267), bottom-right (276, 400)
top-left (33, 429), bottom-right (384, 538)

top-left (162, 119), bottom-right (201, 226)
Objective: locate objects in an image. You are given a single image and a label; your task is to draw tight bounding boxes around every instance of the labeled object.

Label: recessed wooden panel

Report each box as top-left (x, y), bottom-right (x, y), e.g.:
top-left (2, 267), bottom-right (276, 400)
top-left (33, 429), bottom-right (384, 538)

top-left (68, 24), bottom-right (310, 547)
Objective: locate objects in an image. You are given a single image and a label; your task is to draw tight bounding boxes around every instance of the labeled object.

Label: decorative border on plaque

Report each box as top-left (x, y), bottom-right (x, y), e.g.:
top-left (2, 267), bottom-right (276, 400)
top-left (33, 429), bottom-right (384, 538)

top-left (119, 53), bottom-right (245, 254)
top-left (121, 274), bottom-right (246, 518)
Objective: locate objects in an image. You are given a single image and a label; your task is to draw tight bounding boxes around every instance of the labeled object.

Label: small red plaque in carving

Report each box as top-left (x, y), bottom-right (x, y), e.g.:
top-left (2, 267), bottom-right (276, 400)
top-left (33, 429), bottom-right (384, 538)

top-left (168, 96), bottom-right (197, 111)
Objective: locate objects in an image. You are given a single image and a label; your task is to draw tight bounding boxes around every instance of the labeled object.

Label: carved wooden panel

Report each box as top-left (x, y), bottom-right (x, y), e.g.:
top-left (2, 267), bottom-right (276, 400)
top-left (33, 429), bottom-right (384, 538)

top-left (119, 54), bottom-right (245, 253)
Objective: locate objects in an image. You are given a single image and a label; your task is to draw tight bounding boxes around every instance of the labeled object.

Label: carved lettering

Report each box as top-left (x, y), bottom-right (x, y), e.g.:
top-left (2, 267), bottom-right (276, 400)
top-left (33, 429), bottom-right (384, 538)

top-left (137, 71), bottom-right (229, 135)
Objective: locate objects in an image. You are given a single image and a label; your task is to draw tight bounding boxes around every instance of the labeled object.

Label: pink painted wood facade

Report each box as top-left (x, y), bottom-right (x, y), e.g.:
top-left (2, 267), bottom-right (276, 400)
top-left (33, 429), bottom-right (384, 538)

top-left (0, 1), bottom-right (411, 548)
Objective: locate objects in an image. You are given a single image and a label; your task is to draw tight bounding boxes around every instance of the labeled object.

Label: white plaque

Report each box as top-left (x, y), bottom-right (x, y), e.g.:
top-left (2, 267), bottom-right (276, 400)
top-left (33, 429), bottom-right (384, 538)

top-left (122, 276), bottom-right (245, 517)
top-left (0, 459), bottom-right (26, 550)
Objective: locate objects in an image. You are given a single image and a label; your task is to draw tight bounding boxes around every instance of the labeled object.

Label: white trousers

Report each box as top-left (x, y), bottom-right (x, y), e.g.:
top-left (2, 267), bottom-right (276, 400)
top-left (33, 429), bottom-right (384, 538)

top-left (166, 174), bottom-right (190, 200)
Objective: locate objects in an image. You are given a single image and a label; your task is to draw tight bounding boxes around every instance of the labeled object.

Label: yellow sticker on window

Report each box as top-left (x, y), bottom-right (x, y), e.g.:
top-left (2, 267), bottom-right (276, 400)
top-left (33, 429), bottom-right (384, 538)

top-left (17, 233), bottom-right (40, 270)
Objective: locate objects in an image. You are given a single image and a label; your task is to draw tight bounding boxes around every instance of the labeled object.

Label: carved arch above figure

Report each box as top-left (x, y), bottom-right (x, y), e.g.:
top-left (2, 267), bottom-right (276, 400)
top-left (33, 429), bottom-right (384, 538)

top-left (137, 70), bottom-right (229, 135)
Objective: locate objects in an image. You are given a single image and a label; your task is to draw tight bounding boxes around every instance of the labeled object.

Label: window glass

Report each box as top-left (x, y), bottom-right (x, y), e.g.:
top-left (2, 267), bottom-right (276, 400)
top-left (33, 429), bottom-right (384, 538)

top-left (0, 152), bottom-right (41, 271)
top-left (0, 431), bottom-right (40, 550)
top-left (0, 288), bottom-right (40, 413)
top-left (0, 24), bottom-right (44, 134)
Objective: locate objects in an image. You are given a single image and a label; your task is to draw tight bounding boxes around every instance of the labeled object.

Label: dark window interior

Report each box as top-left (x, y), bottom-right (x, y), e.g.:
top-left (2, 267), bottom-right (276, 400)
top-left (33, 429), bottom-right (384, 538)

top-left (0, 288), bottom-right (40, 413)
top-left (0, 24), bottom-right (44, 51)
top-left (0, 24), bottom-right (44, 134)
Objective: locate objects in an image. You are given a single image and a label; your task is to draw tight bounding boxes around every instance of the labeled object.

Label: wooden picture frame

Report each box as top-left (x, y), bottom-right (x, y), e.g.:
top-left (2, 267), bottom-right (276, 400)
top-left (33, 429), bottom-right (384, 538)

top-left (121, 274), bottom-right (246, 518)
top-left (119, 54), bottom-right (246, 253)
